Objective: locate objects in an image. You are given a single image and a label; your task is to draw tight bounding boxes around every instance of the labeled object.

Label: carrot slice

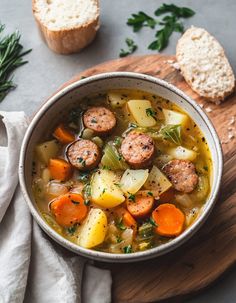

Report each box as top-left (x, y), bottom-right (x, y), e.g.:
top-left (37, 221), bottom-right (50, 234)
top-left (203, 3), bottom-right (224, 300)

top-left (123, 210), bottom-right (137, 236)
top-left (159, 188), bottom-right (175, 203)
top-left (48, 158), bottom-right (72, 181)
top-left (127, 192), bottom-right (154, 218)
top-left (114, 207), bottom-right (137, 236)
top-left (50, 193), bottom-right (88, 227)
top-left (53, 124), bottom-right (75, 144)
top-left (152, 203), bottom-right (185, 237)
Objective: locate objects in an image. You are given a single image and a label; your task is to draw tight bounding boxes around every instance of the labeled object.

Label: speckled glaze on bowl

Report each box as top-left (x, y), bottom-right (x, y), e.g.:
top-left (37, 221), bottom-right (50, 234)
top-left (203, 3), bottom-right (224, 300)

top-left (19, 72), bottom-right (223, 263)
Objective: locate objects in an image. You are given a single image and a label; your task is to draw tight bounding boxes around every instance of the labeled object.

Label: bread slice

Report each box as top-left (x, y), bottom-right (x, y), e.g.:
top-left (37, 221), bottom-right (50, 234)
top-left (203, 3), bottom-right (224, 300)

top-left (176, 26), bottom-right (235, 103)
top-left (32, 0), bottom-right (99, 54)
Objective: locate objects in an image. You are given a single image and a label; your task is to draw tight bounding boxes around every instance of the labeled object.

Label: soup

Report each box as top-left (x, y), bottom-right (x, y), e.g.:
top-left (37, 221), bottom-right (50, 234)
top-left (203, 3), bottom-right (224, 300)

top-left (32, 89), bottom-right (212, 254)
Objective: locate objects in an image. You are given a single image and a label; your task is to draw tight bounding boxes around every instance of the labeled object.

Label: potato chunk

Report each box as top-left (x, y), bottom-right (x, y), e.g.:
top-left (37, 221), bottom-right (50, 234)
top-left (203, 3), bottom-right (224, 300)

top-left (163, 109), bottom-right (189, 127)
top-left (79, 209), bottom-right (107, 248)
top-left (144, 165), bottom-right (172, 195)
top-left (91, 169), bottom-right (125, 208)
top-left (127, 100), bottom-right (156, 127)
top-left (120, 169), bottom-right (149, 195)
top-left (35, 140), bottom-right (60, 164)
top-left (107, 91), bottom-right (128, 108)
top-left (167, 146), bottom-right (197, 161)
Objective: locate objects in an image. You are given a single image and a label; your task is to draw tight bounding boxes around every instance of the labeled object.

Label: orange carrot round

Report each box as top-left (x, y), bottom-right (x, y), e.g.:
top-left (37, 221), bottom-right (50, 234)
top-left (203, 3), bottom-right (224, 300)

top-left (127, 192), bottom-right (154, 218)
top-left (48, 158), bottom-right (72, 181)
top-left (152, 203), bottom-right (185, 237)
top-left (50, 193), bottom-right (88, 227)
top-left (123, 210), bottom-right (137, 236)
top-left (53, 124), bottom-right (75, 144)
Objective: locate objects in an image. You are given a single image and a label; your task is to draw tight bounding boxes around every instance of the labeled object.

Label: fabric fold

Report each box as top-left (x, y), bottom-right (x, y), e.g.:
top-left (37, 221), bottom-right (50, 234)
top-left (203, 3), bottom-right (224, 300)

top-left (0, 111), bottom-right (112, 303)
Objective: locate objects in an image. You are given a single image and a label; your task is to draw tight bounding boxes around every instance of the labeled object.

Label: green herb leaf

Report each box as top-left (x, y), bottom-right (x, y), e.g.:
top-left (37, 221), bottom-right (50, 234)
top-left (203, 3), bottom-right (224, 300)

top-left (123, 245), bottom-right (132, 253)
top-left (147, 191), bottom-right (153, 196)
top-left (128, 193), bottom-right (135, 202)
top-left (146, 108), bottom-right (157, 119)
top-left (161, 124), bottom-right (182, 145)
top-left (83, 183), bottom-right (91, 202)
top-left (84, 199), bottom-right (90, 206)
top-left (129, 122), bottom-right (138, 129)
top-left (116, 218), bottom-right (127, 231)
top-left (77, 157), bottom-right (86, 167)
top-left (113, 136), bottom-right (122, 147)
top-left (149, 217), bottom-right (158, 227)
top-left (116, 236), bottom-right (123, 243)
top-left (67, 226), bottom-right (76, 234)
top-left (155, 4), bottom-right (195, 18)
top-left (127, 11), bottom-right (157, 32)
top-left (203, 166), bottom-right (208, 172)
top-left (138, 222), bottom-right (154, 238)
top-left (0, 24), bottom-right (32, 102)
top-left (77, 171), bottom-right (90, 183)
top-left (119, 38), bottom-right (137, 57)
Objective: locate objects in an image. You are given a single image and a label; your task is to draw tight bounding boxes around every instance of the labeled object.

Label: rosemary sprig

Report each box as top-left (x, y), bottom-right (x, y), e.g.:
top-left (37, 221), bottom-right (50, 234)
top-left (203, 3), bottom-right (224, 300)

top-left (0, 24), bottom-right (32, 102)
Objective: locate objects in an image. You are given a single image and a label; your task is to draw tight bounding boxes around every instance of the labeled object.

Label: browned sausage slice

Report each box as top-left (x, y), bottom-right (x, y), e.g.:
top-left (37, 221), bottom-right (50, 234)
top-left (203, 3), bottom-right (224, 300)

top-left (163, 159), bottom-right (198, 193)
top-left (66, 139), bottom-right (101, 171)
top-left (120, 131), bottom-right (155, 169)
top-left (83, 107), bottom-right (116, 136)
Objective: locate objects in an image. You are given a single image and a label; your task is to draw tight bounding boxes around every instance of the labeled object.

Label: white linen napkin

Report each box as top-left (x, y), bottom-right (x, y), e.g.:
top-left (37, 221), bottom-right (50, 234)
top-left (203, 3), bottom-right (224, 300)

top-left (0, 111), bottom-right (112, 303)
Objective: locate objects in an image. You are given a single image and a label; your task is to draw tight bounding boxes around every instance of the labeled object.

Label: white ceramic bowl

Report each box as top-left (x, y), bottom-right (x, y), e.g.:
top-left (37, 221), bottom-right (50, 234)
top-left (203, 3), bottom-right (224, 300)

top-left (19, 72), bottom-right (223, 262)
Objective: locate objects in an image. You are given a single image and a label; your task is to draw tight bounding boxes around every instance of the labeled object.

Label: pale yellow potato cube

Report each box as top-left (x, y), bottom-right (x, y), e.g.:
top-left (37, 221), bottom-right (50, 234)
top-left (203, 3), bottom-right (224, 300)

top-left (127, 100), bottom-right (157, 127)
top-left (144, 165), bottom-right (172, 195)
top-left (107, 91), bottom-right (128, 108)
top-left (35, 140), bottom-right (60, 164)
top-left (167, 146), bottom-right (197, 161)
top-left (91, 169), bottom-right (125, 208)
top-left (120, 169), bottom-right (149, 195)
top-left (163, 109), bottom-right (189, 127)
top-left (79, 209), bottom-right (107, 249)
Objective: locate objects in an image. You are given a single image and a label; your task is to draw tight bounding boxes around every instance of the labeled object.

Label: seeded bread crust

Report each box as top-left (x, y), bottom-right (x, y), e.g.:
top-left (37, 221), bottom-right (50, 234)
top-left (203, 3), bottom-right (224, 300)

top-left (32, 0), bottom-right (100, 54)
top-left (176, 26), bottom-right (235, 103)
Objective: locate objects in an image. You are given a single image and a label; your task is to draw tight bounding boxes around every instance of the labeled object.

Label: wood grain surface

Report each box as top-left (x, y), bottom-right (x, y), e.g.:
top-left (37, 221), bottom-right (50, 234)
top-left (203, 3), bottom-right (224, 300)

top-left (62, 55), bottom-right (236, 302)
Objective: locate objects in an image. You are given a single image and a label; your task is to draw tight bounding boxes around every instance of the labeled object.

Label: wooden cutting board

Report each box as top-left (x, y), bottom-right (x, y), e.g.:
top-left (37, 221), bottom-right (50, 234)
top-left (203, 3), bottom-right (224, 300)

top-left (61, 55), bottom-right (236, 302)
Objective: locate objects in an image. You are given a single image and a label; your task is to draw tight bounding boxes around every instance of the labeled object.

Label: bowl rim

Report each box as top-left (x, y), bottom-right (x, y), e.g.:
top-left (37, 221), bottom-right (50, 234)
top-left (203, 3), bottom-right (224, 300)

top-left (19, 71), bottom-right (223, 262)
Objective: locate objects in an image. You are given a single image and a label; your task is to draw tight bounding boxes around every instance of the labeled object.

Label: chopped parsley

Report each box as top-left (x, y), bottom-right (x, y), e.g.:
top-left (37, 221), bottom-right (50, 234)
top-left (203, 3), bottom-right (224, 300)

top-left (67, 226), bottom-right (76, 235)
top-left (84, 199), bottom-right (90, 206)
top-left (123, 245), bottom-right (132, 254)
top-left (128, 193), bottom-right (135, 202)
top-left (116, 236), bottom-right (123, 243)
top-left (116, 218), bottom-right (127, 231)
top-left (149, 217), bottom-right (158, 227)
top-left (77, 171), bottom-right (90, 183)
top-left (91, 118), bottom-right (97, 123)
top-left (147, 191), bottom-right (154, 196)
top-left (77, 157), bottom-right (86, 167)
top-left (114, 136), bottom-right (122, 147)
top-left (203, 166), bottom-right (208, 172)
top-left (146, 108), bottom-right (157, 119)
top-left (123, 4), bottom-right (195, 55)
top-left (119, 38), bottom-right (137, 58)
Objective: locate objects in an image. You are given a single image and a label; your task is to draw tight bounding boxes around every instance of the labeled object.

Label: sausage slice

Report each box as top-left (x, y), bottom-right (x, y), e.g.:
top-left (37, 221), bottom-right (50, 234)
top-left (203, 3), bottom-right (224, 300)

top-left (163, 159), bottom-right (198, 193)
top-left (83, 106), bottom-right (116, 136)
top-left (120, 131), bottom-right (155, 169)
top-left (66, 139), bottom-right (101, 171)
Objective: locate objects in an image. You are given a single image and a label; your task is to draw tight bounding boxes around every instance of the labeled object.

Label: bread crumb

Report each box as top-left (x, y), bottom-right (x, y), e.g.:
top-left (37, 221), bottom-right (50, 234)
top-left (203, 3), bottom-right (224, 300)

top-left (171, 62), bottom-right (180, 70)
top-left (205, 107), bottom-right (212, 113)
